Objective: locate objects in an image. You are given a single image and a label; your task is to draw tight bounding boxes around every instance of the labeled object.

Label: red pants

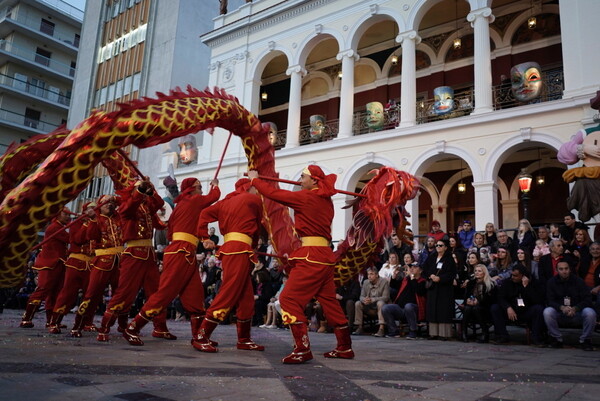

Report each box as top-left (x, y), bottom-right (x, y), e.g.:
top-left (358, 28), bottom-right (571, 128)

top-left (53, 267), bottom-right (90, 314)
top-left (280, 260), bottom-right (347, 327)
top-left (142, 250), bottom-right (205, 317)
top-left (28, 263), bottom-right (66, 311)
top-left (106, 253), bottom-right (167, 326)
top-left (205, 253), bottom-right (254, 321)
top-left (77, 267), bottom-right (120, 319)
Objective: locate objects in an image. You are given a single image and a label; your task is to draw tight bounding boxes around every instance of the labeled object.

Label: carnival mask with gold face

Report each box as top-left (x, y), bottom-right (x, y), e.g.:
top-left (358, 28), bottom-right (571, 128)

top-left (366, 102), bottom-right (384, 131)
top-left (433, 86), bottom-right (455, 115)
top-left (511, 62), bottom-right (542, 102)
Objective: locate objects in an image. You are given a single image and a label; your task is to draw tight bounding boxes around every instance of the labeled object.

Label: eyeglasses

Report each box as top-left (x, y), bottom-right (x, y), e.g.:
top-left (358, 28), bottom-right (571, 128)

top-left (435, 244), bottom-right (445, 248)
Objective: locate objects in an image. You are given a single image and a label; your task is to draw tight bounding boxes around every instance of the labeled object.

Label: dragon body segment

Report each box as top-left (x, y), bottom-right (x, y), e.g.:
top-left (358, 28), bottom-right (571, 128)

top-left (0, 86), bottom-right (417, 289)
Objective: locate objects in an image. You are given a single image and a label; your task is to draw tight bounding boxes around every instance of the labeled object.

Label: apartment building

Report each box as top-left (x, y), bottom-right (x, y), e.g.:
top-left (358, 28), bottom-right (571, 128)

top-left (0, 0), bottom-right (82, 154)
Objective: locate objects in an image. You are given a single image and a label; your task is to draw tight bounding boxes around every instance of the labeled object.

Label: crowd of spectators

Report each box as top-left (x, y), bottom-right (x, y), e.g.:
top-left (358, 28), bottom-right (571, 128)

top-left (5, 215), bottom-right (600, 352)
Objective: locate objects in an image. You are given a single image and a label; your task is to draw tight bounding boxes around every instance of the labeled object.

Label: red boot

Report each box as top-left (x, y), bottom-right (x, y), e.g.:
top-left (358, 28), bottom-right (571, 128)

top-left (82, 313), bottom-right (97, 332)
top-left (190, 314), bottom-right (218, 347)
top-left (48, 312), bottom-right (64, 334)
top-left (282, 322), bottom-right (313, 364)
top-left (324, 325), bottom-right (354, 359)
top-left (116, 313), bottom-right (128, 333)
top-left (96, 312), bottom-right (117, 342)
top-left (123, 312), bottom-right (151, 346)
top-left (45, 309), bottom-right (53, 328)
top-left (70, 313), bottom-right (85, 337)
top-left (152, 312), bottom-right (177, 340)
top-left (236, 318), bottom-right (264, 351)
top-left (20, 301), bottom-right (40, 328)
top-left (191, 317), bottom-right (219, 353)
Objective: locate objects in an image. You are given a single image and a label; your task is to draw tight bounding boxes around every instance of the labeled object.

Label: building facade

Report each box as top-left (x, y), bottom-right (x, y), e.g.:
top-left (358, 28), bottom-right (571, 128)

top-left (164, 0), bottom-right (600, 243)
top-left (0, 0), bottom-right (82, 154)
top-left (67, 0), bottom-right (221, 205)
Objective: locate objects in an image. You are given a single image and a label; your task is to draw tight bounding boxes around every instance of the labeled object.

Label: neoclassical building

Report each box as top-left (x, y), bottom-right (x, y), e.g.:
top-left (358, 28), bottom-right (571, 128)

top-left (152, 0), bottom-right (600, 243)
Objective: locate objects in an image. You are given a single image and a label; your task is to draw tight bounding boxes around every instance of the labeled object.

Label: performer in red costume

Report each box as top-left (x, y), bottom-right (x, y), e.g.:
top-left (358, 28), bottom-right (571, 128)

top-left (123, 177), bottom-right (220, 346)
top-left (248, 166), bottom-right (354, 364)
top-left (48, 202), bottom-right (96, 333)
top-left (193, 178), bottom-right (265, 353)
top-left (71, 195), bottom-right (123, 337)
top-left (97, 178), bottom-right (175, 342)
top-left (20, 208), bottom-right (71, 328)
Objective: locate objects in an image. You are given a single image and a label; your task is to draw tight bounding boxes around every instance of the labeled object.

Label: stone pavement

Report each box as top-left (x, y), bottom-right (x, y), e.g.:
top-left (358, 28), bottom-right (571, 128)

top-left (1, 309), bottom-right (599, 401)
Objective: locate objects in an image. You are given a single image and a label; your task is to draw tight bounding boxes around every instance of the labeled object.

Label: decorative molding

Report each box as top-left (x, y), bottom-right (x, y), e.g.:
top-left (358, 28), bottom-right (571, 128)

top-left (336, 49), bottom-right (358, 61)
top-left (467, 7), bottom-right (495, 26)
top-left (435, 140), bottom-right (446, 153)
top-left (268, 41), bottom-right (276, 51)
top-left (520, 127), bottom-right (532, 141)
top-left (315, 24), bottom-right (323, 35)
top-left (396, 30), bottom-right (421, 45)
top-left (286, 65), bottom-right (307, 76)
top-left (370, 4), bottom-right (378, 15)
top-left (365, 152), bottom-right (375, 163)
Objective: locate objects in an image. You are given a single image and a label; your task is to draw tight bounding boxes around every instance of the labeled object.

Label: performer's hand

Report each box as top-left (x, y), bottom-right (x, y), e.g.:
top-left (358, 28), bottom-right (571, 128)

top-left (210, 179), bottom-right (219, 187)
top-left (202, 240), bottom-right (215, 250)
top-left (247, 170), bottom-right (259, 180)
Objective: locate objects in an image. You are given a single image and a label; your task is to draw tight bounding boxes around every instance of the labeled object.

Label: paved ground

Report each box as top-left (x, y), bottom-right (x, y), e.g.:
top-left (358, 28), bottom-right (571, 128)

top-left (1, 309), bottom-right (599, 401)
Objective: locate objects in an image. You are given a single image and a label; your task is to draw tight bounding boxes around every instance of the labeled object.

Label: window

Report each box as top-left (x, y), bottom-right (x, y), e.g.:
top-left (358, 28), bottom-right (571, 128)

top-left (24, 108), bottom-right (41, 129)
top-left (40, 19), bottom-right (55, 36)
top-left (35, 48), bottom-right (51, 67)
top-left (28, 78), bottom-right (46, 97)
top-left (70, 61), bottom-right (76, 77)
top-left (74, 34), bottom-right (80, 48)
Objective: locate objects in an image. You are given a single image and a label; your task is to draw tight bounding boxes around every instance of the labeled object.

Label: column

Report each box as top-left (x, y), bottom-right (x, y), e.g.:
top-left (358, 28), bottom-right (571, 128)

top-left (472, 181), bottom-right (498, 230)
top-left (332, 194), bottom-right (351, 244)
top-left (431, 203), bottom-right (448, 231)
top-left (284, 65), bottom-right (306, 149)
top-left (397, 30), bottom-right (420, 128)
top-left (336, 49), bottom-right (358, 139)
top-left (500, 199), bottom-right (519, 230)
top-left (467, 7), bottom-right (495, 115)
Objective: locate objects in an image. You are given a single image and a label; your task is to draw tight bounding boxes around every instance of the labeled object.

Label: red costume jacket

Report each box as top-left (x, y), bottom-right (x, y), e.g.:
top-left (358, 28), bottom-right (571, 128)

top-left (33, 219), bottom-right (69, 270)
top-left (251, 179), bottom-right (335, 265)
top-left (65, 218), bottom-right (93, 271)
top-left (120, 188), bottom-right (164, 260)
top-left (167, 186), bottom-right (221, 262)
top-left (87, 213), bottom-right (122, 271)
top-left (197, 191), bottom-right (261, 260)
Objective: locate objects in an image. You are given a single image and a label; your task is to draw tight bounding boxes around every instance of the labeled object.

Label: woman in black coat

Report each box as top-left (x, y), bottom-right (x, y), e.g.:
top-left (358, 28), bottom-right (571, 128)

top-left (424, 239), bottom-right (457, 340)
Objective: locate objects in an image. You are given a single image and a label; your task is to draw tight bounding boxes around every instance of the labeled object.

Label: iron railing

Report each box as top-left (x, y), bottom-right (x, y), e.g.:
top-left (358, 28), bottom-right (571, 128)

top-left (0, 40), bottom-right (76, 77)
top-left (0, 72), bottom-right (71, 105)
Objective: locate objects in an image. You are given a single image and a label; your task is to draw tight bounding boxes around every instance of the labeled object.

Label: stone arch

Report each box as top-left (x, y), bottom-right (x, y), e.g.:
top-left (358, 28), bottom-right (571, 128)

top-left (410, 146), bottom-right (482, 182)
top-left (503, 4), bottom-right (561, 46)
top-left (484, 132), bottom-right (564, 182)
top-left (439, 168), bottom-right (473, 204)
top-left (407, 0), bottom-right (473, 32)
top-left (340, 154), bottom-right (398, 193)
top-left (250, 47), bottom-right (292, 83)
top-left (354, 57), bottom-right (382, 84)
top-left (419, 176), bottom-right (440, 206)
top-left (347, 9), bottom-right (404, 51)
top-left (302, 70), bottom-right (334, 99)
top-left (297, 30), bottom-right (344, 68)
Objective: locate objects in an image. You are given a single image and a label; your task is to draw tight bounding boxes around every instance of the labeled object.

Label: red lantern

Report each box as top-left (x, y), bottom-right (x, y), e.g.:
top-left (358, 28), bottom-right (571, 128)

top-left (518, 169), bottom-right (533, 193)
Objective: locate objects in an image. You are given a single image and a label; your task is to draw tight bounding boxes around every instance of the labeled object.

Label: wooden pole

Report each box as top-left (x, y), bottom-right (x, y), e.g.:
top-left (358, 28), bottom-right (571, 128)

top-left (244, 173), bottom-right (367, 198)
top-left (213, 131), bottom-right (233, 181)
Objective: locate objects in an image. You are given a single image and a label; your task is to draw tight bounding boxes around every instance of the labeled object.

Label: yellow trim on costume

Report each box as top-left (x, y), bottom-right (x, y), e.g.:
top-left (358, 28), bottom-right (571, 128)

top-left (288, 255), bottom-right (335, 266)
top-left (95, 246), bottom-right (124, 256)
top-left (124, 239), bottom-right (153, 248)
top-left (281, 309), bottom-right (297, 324)
top-left (69, 253), bottom-right (93, 262)
top-left (210, 308), bottom-right (230, 321)
top-left (145, 307), bottom-right (163, 317)
top-left (300, 236), bottom-right (329, 247)
top-left (172, 232), bottom-right (199, 246)
top-left (223, 232), bottom-right (252, 246)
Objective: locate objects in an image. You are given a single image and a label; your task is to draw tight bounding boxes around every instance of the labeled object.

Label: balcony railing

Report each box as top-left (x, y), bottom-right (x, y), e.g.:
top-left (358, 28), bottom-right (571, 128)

top-left (0, 108), bottom-right (60, 131)
top-left (0, 40), bottom-right (76, 77)
top-left (0, 73), bottom-right (71, 106)
top-left (492, 68), bottom-right (564, 110)
top-left (272, 67), bottom-right (565, 147)
top-left (0, 10), bottom-right (81, 46)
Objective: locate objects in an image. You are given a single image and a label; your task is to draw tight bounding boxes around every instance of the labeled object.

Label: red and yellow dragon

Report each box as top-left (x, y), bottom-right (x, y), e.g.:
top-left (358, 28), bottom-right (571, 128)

top-left (0, 87), bottom-right (419, 288)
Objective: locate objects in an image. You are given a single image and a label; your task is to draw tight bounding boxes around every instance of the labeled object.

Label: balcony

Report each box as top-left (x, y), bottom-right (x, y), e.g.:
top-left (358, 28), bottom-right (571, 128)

top-left (0, 108), bottom-right (60, 133)
top-left (0, 40), bottom-right (75, 79)
top-left (0, 11), bottom-right (80, 53)
top-left (272, 67), bottom-right (565, 148)
top-left (0, 72), bottom-right (71, 107)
